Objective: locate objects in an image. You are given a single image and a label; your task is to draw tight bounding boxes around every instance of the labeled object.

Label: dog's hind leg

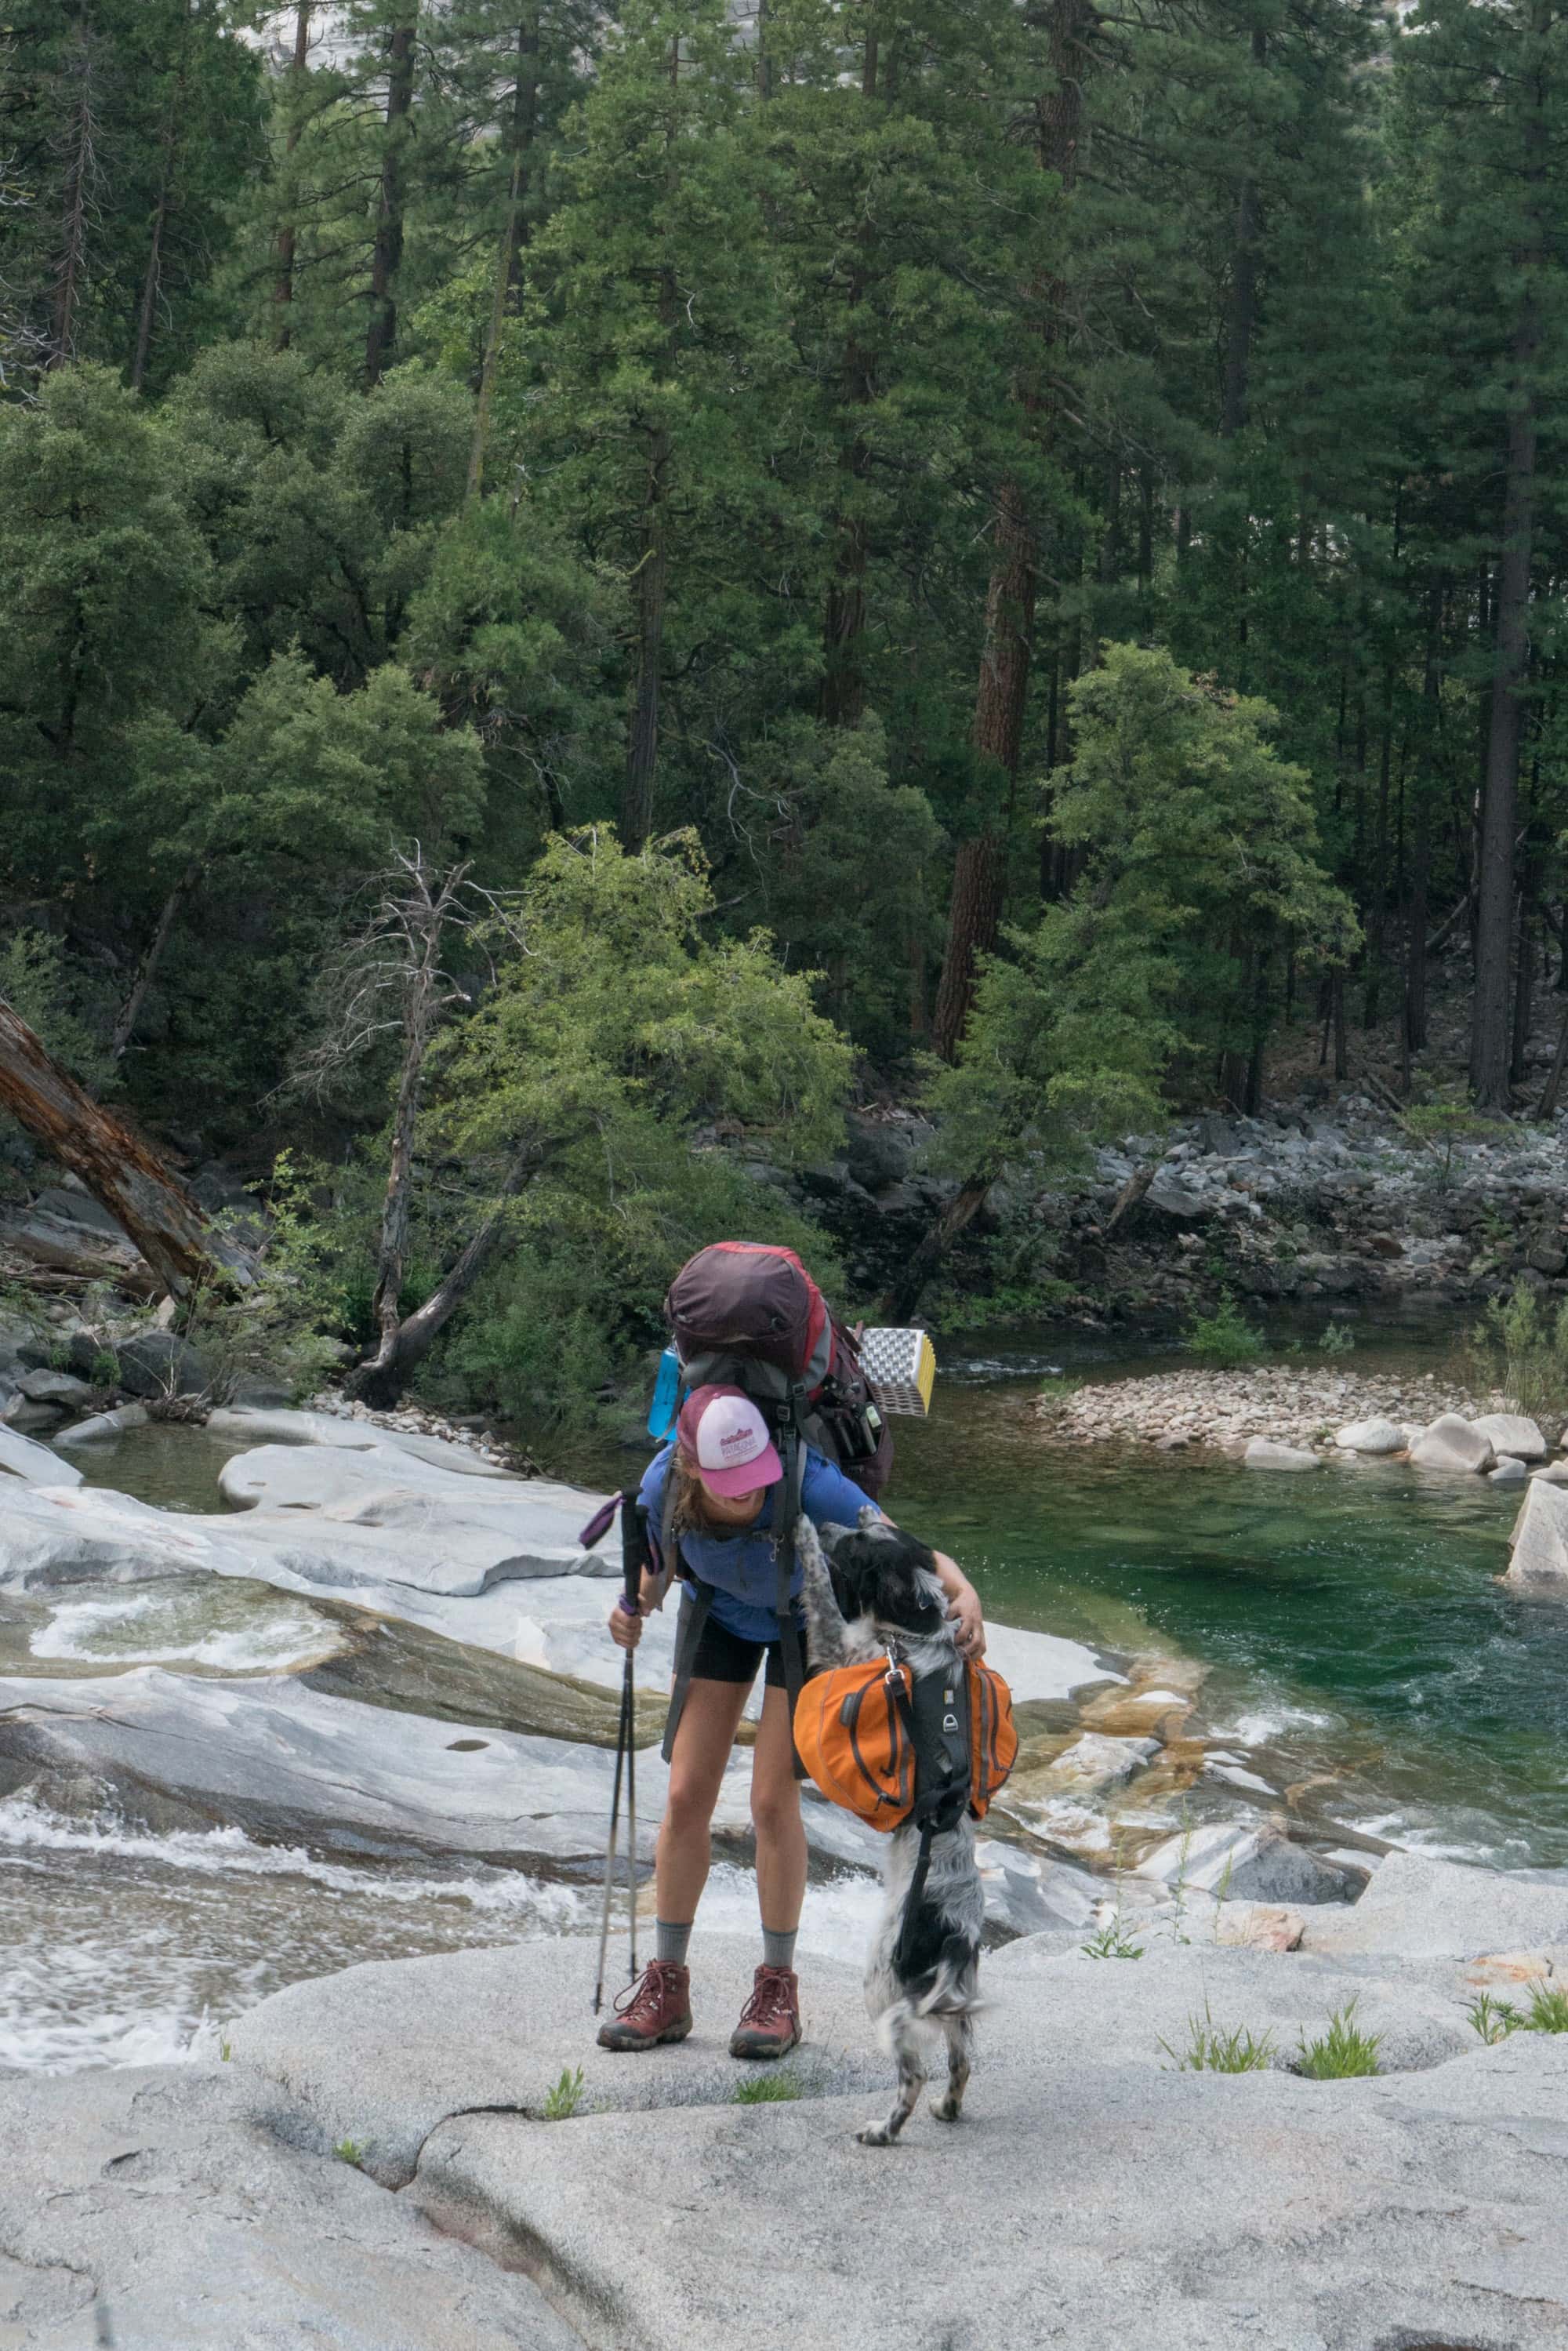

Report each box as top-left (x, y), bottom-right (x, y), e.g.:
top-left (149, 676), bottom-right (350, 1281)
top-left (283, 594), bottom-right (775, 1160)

top-left (930, 2013), bottom-right (973, 2122)
top-left (856, 2004), bottom-right (927, 2148)
top-left (793, 1516), bottom-right (854, 1668)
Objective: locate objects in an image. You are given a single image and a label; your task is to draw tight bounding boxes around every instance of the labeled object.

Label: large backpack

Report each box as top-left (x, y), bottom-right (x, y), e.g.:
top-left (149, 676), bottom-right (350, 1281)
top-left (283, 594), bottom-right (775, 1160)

top-left (793, 1656), bottom-right (1018, 1833)
top-left (663, 1241), bottom-right (893, 1499)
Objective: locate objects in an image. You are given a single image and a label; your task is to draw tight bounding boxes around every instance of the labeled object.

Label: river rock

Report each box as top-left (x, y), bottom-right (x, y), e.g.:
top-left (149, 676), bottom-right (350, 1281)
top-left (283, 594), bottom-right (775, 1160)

top-left (53, 1402), bottom-right (151, 1446)
top-left (0, 2062), bottom-right (581, 2351)
top-left (17, 1367), bottom-right (95, 1408)
top-left (1241, 1437), bottom-right (1320, 1471)
top-left (1408, 1412), bottom-right (1495, 1473)
top-left (3, 1392), bottom-right (64, 1432)
top-left (205, 1405), bottom-right (515, 1477)
top-left (0, 1424), bottom-right (82, 1486)
top-left (1333, 1416), bottom-right (1405, 1454)
top-left (1472, 1412), bottom-right (1548, 1460)
top-left (1503, 1476), bottom-right (1568, 1593)
top-left (1029, 1731), bottom-right (1159, 1797)
top-left (1305, 1848), bottom-right (1568, 1958)
top-left (229, 1935), bottom-right (887, 2187)
top-left (114, 1328), bottom-right (212, 1399)
top-left (1490, 1454), bottom-right (1530, 1483)
top-left (1137, 1819), bottom-right (1355, 1906)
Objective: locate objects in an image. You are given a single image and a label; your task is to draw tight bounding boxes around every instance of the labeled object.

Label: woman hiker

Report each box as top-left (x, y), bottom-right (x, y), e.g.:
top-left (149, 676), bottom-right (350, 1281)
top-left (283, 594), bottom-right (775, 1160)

top-left (599, 1381), bottom-right (986, 2060)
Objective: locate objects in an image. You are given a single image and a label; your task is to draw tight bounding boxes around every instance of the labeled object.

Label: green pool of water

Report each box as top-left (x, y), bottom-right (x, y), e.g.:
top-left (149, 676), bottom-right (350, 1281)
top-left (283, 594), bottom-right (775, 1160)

top-left (565, 1314), bottom-right (1568, 1870)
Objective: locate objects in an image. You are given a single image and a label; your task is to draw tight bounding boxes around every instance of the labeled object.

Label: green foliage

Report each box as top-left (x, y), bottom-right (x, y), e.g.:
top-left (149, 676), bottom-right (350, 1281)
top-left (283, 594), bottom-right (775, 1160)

top-left (1316, 1323), bottom-right (1356, 1357)
top-left (1404, 1099), bottom-right (1502, 1190)
top-left (1184, 1292), bottom-right (1265, 1367)
top-left (1470, 1280), bottom-right (1568, 1425)
top-left (1294, 2002), bottom-right (1381, 2080)
top-left (1158, 2004), bottom-right (1276, 2074)
top-left (332, 2138), bottom-right (367, 2167)
top-left (731, 2069), bottom-right (802, 2104)
top-left (1519, 1982), bottom-right (1568, 2035)
top-left (0, 931), bottom-right (112, 1093)
top-left (1467, 1993), bottom-right (1519, 2046)
top-left (1080, 1916), bottom-right (1146, 1960)
top-left (542, 2065), bottom-right (586, 2120)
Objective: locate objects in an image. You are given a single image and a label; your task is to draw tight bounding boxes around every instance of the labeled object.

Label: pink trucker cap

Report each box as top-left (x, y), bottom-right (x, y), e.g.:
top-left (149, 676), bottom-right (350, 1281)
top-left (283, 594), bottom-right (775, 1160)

top-left (676, 1384), bottom-right (783, 1497)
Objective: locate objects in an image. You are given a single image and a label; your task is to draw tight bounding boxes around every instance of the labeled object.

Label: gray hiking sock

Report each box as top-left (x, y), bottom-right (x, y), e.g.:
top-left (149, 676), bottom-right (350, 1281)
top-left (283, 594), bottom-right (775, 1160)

top-left (655, 1919), bottom-right (692, 1966)
top-left (760, 1926), bottom-right (797, 1973)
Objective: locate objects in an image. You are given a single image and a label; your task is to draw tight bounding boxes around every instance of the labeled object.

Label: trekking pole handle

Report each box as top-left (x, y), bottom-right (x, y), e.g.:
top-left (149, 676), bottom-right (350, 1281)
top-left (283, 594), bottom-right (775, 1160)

top-left (620, 1490), bottom-right (648, 1612)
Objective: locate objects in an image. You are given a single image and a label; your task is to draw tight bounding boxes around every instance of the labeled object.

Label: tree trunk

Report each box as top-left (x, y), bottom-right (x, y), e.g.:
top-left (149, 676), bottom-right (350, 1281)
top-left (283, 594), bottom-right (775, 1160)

top-left (129, 92), bottom-right (181, 392)
top-left (49, 22), bottom-right (97, 369)
top-left (935, 0), bottom-right (1095, 1059)
top-left (621, 431), bottom-right (670, 848)
top-left (273, 2), bottom-right (314, 349)
top-left (346, 1150), bottom-right (537, 1405)
top-left (467, 6), bottom-right (540, 501)
top-left (364, 15), bottom-right (418, 390)
top-left (816, 25), bottom-right (883, 732)
top-left (0, 1002), bottom-right (253, 1298)
top-left (1470, 357), bottom-right (1537, 1106)
top-left (879, 1177), bottom-right (993, 1324)
top-left (112, 859), bottom-right (204, 1060)
top-left (365, 936), bottom-right (442, 1353)
top-left (1472, 52), bottom-right (1543, 1110)
top-left (1219, 27), bottom-right (1267, 441)
top-left (1538, 1000), bottom-right (1568, 1121)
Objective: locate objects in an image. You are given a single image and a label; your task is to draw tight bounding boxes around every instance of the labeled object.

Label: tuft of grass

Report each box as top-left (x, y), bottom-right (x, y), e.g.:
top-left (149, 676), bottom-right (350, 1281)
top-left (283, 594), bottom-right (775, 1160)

top-left (332, 2138), bottom-right (367, 2167)
top-left (1316, 1322), bottom-right (1356, 1357)
top-left (1158, 2001), bottom-right (1275, 2073)
top-left (1519, 1982), bottom-right (1568, 2034)
top-left (1295, 2000), bottom-right (1381, 2080)
top-left (219, 2036), bottom-right (232, 2063)
top-left (1467, 1992), bottom-right (1522, 2044)
top-left (731, 2069), bottom-right (803, 2104)
top-left (1184, 1292), bottom-right (1265, 1368)
top-left (542, 2065), bottom-right (586, 2120)
top-left (1081, 1915), bottom-right (1146, 1960)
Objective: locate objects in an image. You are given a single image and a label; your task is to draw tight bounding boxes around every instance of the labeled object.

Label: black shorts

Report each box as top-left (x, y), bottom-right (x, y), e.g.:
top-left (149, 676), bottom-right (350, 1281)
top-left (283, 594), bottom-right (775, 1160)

top-left (689, 1611), bottom-right (797, 1691)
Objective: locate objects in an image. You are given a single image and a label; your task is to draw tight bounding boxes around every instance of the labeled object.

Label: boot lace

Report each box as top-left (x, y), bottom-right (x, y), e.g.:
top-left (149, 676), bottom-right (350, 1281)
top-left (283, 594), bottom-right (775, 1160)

top-left (613, 1960), bottom-right (682, 2023)
top-left (738, 1967), bottom-right (796, 2031)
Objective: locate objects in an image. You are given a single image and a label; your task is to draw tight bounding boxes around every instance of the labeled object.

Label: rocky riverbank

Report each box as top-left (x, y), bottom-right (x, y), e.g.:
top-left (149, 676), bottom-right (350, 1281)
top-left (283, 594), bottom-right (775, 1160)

top-left (10, 1851), bottom-right (1568, 2349)
top-left (1040, 1362), bottom-right (1490, 1454)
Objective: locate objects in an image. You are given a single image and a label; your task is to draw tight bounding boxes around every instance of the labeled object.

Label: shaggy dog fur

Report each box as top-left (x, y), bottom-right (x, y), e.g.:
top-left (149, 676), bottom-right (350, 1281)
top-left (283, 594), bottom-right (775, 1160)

top-left (795, 1507), bottom-right (984, 2146)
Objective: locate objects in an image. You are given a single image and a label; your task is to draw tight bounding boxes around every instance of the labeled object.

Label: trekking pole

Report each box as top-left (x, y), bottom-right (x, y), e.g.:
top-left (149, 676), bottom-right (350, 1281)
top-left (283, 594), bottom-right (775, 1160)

top-left (591, 1493), bottom-right (642, 2014)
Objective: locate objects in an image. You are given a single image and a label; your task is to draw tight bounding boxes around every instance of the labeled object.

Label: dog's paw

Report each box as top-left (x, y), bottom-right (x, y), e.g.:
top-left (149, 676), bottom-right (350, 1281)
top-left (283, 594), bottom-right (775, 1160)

top-left (855, 2120), bottom-right (896, 2147)
top-left (929, 2091), bottom-right (964, 2123)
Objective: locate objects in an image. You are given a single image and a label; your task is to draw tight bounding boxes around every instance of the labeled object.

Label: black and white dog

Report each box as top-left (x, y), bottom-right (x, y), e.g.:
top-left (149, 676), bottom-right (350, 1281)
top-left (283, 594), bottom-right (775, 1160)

top-left (795, 1508), bottom-right (984, 2146)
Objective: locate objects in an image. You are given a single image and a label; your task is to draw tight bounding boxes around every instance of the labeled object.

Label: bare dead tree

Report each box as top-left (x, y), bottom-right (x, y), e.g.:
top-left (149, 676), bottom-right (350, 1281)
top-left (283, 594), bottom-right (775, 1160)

top-left (294, 846), bottom-right (527, 1404)
top-left (49, 17), bottom-right (104, 369)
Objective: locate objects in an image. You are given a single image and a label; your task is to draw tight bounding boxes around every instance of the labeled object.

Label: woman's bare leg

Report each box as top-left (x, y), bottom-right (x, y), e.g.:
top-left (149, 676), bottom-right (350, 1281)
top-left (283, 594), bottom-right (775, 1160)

top-left (655, 1676), bottom-right (751, 1924)
top-left (750, 1685), bottom-right (807, 1936)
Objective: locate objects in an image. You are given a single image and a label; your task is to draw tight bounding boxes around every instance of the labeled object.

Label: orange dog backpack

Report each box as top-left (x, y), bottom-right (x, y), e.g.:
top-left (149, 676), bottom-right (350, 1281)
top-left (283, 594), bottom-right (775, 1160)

top-left (793, 1655), bottom-right (1018, 1832)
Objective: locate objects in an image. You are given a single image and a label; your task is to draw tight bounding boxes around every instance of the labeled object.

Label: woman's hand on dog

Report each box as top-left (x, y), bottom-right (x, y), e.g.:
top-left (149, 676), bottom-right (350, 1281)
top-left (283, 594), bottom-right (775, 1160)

top-left (946, 1578), bottom-right (985, 1661)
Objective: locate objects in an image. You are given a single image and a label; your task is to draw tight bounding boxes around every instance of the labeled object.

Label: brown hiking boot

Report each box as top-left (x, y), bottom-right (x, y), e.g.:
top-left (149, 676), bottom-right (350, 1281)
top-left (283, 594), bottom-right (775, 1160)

top-left (597, 1960), bottom-right (693, 2052)
top-left (728, 1964), bottom-right (802, 2060)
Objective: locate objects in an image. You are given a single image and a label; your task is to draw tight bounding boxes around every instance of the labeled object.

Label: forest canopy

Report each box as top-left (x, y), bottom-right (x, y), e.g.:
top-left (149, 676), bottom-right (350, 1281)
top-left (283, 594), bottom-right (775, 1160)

top-left (2, 0), bottom-right (1565, 1421)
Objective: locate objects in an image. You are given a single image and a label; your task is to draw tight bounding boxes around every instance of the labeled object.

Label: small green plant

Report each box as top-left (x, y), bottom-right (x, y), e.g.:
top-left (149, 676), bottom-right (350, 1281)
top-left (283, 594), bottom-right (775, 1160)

top-left (1519, 1982), bottom-right (1568, 2034)
top-left (1467, 1993), bottom-right (1521, 2045)
top-left (1037, 1372), bottom-right (1083, 1400)
top-left (1158, 2002), bottom-right (1275, 2073)
top-left (1295, 2000), bottom-right (1381, 2079)
top-left (219, 2035), bottom-right (232, 2062)
top-left (1316, 1322), bottom-right (1356, 1357)
top-left (332, 2138), bottom-right (367, 2167)
top-left (1081, 1913), bottom-right (1146, 1960)
top-left (1184, 1291), bottom-right (1265, 1368)
top-left (91, 1346), bottom-right (121, 1386)
top-left (542, 2065), bottom-right (586, 2120)
top-left (1470, 1278), bottom-right (1568, 1425)
top-left (1404, 1096), bottom-right (1501, 1190)
top-left (731, 2069), bottom-right (803, 2104)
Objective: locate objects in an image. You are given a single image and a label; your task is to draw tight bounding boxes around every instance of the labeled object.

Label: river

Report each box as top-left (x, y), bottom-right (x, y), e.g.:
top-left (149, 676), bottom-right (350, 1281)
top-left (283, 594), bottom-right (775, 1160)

top-left (3, 1314), bottom-right (1562, 2074)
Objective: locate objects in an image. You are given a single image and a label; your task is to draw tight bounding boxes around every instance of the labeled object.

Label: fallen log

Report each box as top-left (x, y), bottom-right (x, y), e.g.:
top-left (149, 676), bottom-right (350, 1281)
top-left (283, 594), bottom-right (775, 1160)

top-left (0, 1000), bottom-right (256, 1299)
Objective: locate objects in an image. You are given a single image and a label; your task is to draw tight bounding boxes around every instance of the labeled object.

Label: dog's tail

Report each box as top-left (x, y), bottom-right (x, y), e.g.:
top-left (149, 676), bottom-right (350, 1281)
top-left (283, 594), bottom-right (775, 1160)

top-left (914, 1933), bottom-right (982, 2020)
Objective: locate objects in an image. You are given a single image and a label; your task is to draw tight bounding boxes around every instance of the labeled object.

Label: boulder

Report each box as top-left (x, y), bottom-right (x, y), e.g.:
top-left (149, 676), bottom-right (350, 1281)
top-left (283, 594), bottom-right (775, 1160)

top-left (1408, 1412), bottom-right (1495, 1473)
top-left (114, 1328), bottom-right (212, 1400)
top-left (1242, 1437), bottom-right (1321, 1472)
top-left (1305, 1848), bottom-right (1568, 1958)
top-left (1504, 1476), bottom-right (1568, 1593)
top-left (53, 1402), bottom-right (151, 1446)
top-left (1490, 1455), bottom-right (1530, 1483)
top-left (1137, 1819), bottom-right (1355, 1906)
top-left (0, 2063), bottom-right (580, 2351)
top-left (3, 1392), bottom-right (64, 1431)
top-left (1471, 1411), bottom-right (1548, 1460)
top-left (1334, 1417), bottom-right (1406, 1455)
top-left (1027, 1731), bottom-right (1159, 1798)
top-left (18, 1366), bottom-right (95, 1408)
top-left (0, 1424), bottom-right (82, 1486)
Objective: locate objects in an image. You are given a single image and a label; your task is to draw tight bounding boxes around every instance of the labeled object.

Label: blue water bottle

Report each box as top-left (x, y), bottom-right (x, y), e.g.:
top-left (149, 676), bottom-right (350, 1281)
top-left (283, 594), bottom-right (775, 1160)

top-left (647, 1346), bottom-right (682, 1440)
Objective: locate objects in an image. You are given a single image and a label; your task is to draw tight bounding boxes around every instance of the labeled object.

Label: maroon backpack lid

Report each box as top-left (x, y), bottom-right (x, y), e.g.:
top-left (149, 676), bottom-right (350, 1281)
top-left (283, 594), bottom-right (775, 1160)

top-left (664, 1242), bottom-right (826, 1379)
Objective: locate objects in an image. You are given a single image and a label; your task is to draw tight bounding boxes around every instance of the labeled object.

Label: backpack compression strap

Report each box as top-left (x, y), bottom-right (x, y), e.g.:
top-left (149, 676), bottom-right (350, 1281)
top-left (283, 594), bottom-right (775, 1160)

top-left (887, 1664), bottom-right (971, 1975)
